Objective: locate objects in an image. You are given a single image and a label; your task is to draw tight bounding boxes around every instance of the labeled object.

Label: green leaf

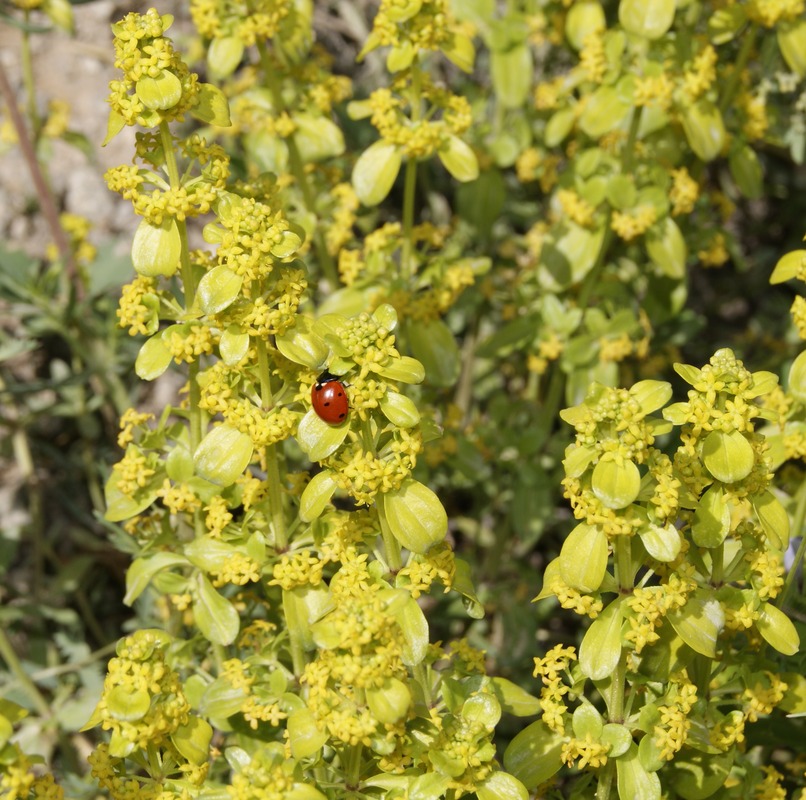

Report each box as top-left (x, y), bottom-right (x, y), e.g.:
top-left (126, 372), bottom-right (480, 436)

top-left (638, 522), bottom-right (682, 563)
top-left (756, 602), bottom-right (800, 656)
top-left (219, 325), bottom-right (250, 365)
top-left (299, 469), bottom-right (338, 522)
top-left (103, 108), bottom-right (127, 146)
top-left (373, 356), bottom-right (426, 384)
top-left (572, 702), bottom-right (603, 739)
top-left (646, 217), bottom-right (687, 279)
top-left (579, 598), bottom-right (624, 680)
top-left (591, 457), bottom-right (641, 509)
top-left (752, 490), bottom-right (789, 551)
top-left (379, 391), bottom-right (421, 428)
top-left (193, 83), bottom-right (231, 127)
top-left (544, 108), bottom-right (576, 147)
top-left (405, 318), bottom-right (460, 387)
top-left (489, 677), bottom-right (541, 717)
top-left (619, 0), bottom-right (676, 40)
top-left (287, 708), bottom-right (328, 759)
top-left (352, 141), bottom-right (402, 206)
top-left (691, 484), bottom-right (731, 548)
top-left (135, 333), bottom-right (173, 381)
top-left (379, 479), bottom-right (448, 554)
top-left (194, 424), bottom-right (254, 487)
top-left (207, 36), bottom-right (244, 79)
top-left (275, 317), bottom-right (330, 369)
top-left (788, 349), bottom-right (806, 401)
top-left (132, 217), bottom-right (181, 278)
top-left (681, 100), bottom-right (726, 162)
top-left (579, 86), bottom-right (631, 139)
top-left (778, 17), bottom-right (806, 77)
top-left (389, 591), bottom-right (429, 666)
top-left (438, 135), bottom-right (479, 182)
top-left (729, 144), bottom-right (763, 199)
top-left (171, 716), bottom-right (212, 766)
top-left (297, 408), bottom-right (350, 462)
top-left (293, 113), bottom-right (346, 162)
top-left (503, 719), bottom-right (564, 789)
top-left (443, 31), bottom-right (475, 72)
top-left (616, 742), bottom-right (661, 800)
top-left (270, 226), bottom-right (305, 258)
top-left (106, 685), bottom-right (150, 721)
top-left (669, 749), bottom-right (734, 800)
top-left (124, 553), bottom-right (189, 605)
top-left (366, 677), bottom-right (411, 724)
top-left (197, 265), bottom-right (243, 314)
top-left (565, 1), bottom-right (605, 50)
top-left (491, 44), bottom-right (532, 109)
top-left (667, 588), bottom-right (724, 658)
top-left (104, 468), bottom-right (161, 523)
top-left (701, 429), bottom-right (754, 483)
top-left (194, 573), bottom-right (240, 645)
top-left (184, 538), bottom-right (240, 573)
top-left (559, 523), bottom-right (608, 593)
top-left (476, 771), bottom-right (528, 800)
top-left (770, 249), bottom-right (806, 284)
top-left (602, 723), bottom-right (632, 758)
top-left (136, 70), bottom-right (182, 110)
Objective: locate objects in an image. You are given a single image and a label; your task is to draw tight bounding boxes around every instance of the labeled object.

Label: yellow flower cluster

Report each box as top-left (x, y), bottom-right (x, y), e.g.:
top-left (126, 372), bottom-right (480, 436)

top-left (117, 276), bottom-right (158, 336)
top-left (681, 44), bottom-right (717, 101)
top-left (270, 549), bottom-right (325, 589)
top-left (653, 675), bottom-right (697, 761)
top-left (746, 0), bottom-right (805, 27)
top-left (557, 188), bottom-right (596, 227)
top-left (743, 671), bottom-right (788, 722)
top-left (610, 206), bottom-right (658, 242)
top-left (92, 630), bottom-right (191, 753)
top-left (190, 0), bottom-right (295, 46)
top-left (108, 9), bottom-right (200, 127)
top-left (579, 32), bottom-right (607, 83)
top-left (157, 478), bottom-right (202, 514)
top-left (634, 74), bottom-right (674, 110)
top-left (398, 542), bottom-right (456, 598)
top-left (669, 167), bottom-right (700, 216)
top-left (754, 765), bottom-right (787, 800)
top-left (445, 637), bottom-right (487, 673)
top-left (532, 645), bottom-right (576, 734)
top-left (205, 494), bottom-right (233, 537)
top-left (211, 552), bottom-right (261, 586)
top-left (213, 197), bottom-right (297, 286)
top-left (367, 0), bottom-right (470, 54)
top-left (113, 446), bottom-right (156, 497)
top-left (625, 576), bottom-right (692, 653)
top-left (326, 431), bottom-right (421, 505)
top-left (367, 83), bottom-right (472, 159)
top-left (698, 232), bottom-right (729, 267)
top-left (302, 591), bottom-right (407, 746)
top-left (238, 267), bottom-right (308, 337)
top-left (45, 212), bottom-right (97, 266)
top-left (0, 748), bottom-right (64, 800)
top-left (561, 733), bottom-right (610, 769)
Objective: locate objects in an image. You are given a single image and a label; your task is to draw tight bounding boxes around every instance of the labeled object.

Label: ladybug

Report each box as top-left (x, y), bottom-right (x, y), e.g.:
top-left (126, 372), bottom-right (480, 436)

top-left (311, 372), bottom-right (349, 425)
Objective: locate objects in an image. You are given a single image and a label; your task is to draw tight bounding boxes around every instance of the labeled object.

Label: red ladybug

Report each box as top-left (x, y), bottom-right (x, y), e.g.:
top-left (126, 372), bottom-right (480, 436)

top-left (311, 373), bottom-right (349, 425)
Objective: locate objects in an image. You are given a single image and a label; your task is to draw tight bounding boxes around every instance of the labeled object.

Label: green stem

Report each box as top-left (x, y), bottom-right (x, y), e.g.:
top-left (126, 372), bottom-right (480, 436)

top-left (718, 24), bottom-right (758, 115)
top-left (400, 157), bottom-right (418, 281)
top-left (256, 340), bottom-right (288, 550)
top-left (400, 63), bottom-right (423, 282)
top-left (0, 628), bottom-right (51, 717)
top-left (256, 42), bottom-right (337, 285)
top-left (20, 13), bottom-right (40, 140)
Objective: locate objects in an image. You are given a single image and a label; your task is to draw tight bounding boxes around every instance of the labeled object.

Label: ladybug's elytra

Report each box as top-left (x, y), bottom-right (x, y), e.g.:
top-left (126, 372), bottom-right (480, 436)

top-left (311, 372), bottom-right (349, 425)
